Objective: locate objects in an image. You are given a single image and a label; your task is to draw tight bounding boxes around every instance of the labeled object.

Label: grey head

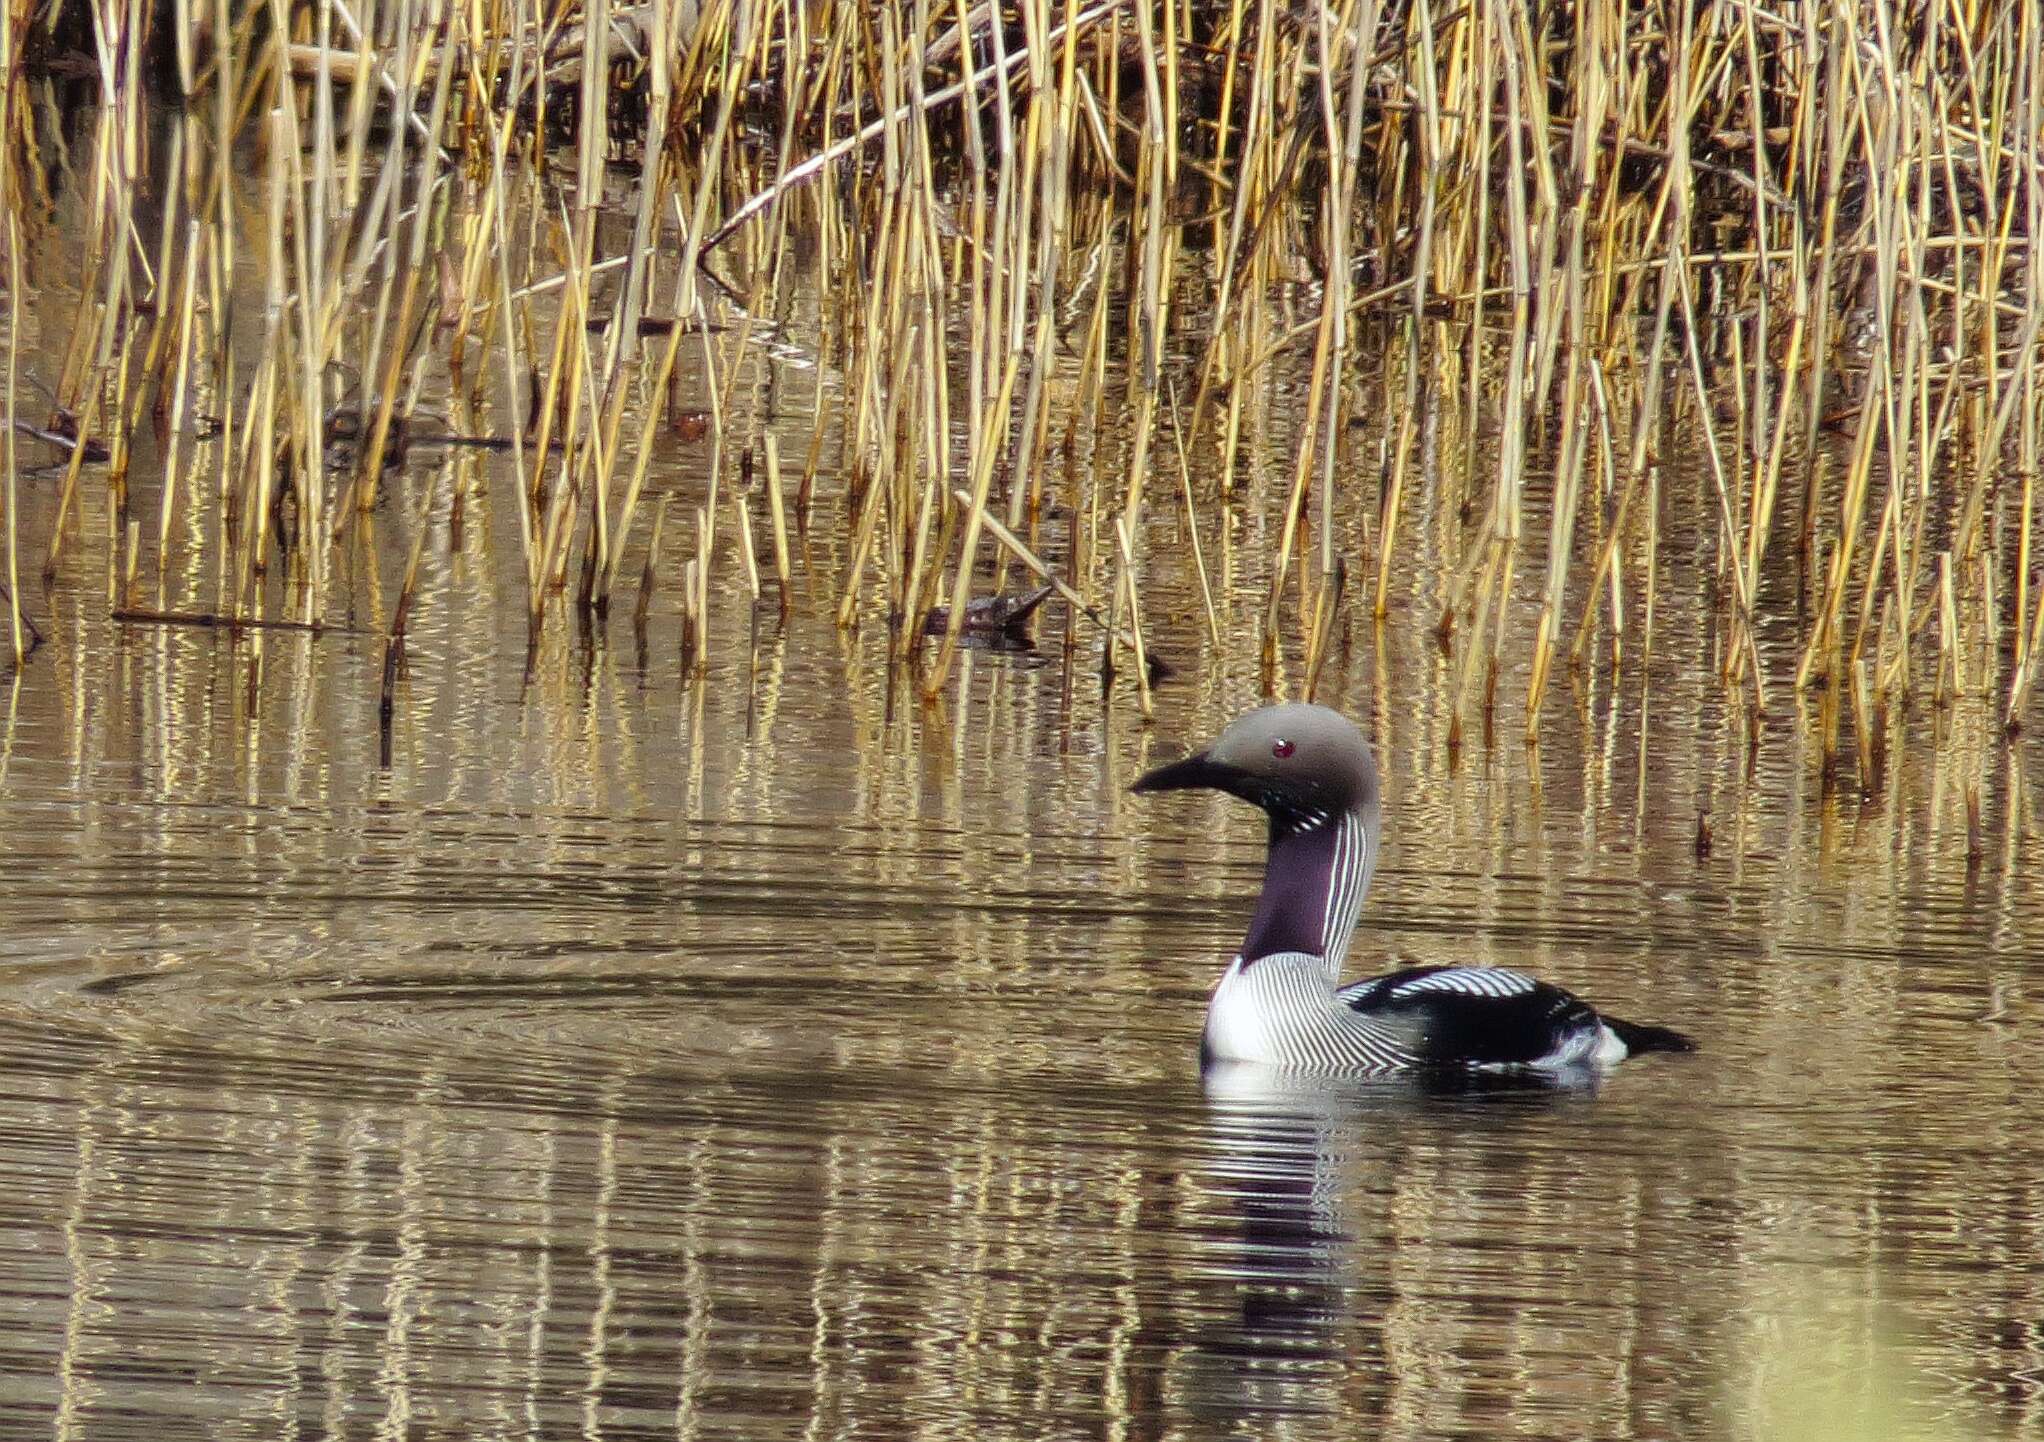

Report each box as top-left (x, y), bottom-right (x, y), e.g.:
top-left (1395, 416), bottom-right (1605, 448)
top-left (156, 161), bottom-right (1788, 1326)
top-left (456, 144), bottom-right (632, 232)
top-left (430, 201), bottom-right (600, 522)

top-left (1135, 702), bottom-right (1384, 964)
top-left (1132, 702), bottom-right (1381, 834)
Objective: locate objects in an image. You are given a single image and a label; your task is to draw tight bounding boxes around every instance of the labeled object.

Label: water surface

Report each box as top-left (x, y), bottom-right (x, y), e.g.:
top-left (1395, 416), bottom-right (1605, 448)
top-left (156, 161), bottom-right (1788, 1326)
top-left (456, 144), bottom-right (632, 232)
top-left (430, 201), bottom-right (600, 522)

top-left (5, 537), bottom-right (2040, 1441)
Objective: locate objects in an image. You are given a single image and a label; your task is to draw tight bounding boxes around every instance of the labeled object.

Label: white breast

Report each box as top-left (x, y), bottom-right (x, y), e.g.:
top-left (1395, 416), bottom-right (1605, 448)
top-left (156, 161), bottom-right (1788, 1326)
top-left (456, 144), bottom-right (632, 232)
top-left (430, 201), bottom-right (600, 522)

top-left (1202, 956), bottom-right (1276, 1064)
top-left (1202, 952), bottom-right (1354, 1067)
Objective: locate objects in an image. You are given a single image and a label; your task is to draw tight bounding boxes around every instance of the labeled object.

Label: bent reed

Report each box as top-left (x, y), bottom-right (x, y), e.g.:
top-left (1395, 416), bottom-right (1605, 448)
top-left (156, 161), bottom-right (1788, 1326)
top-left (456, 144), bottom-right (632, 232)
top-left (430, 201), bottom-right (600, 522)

top-left (2, 0), bottom-right (2041, 763)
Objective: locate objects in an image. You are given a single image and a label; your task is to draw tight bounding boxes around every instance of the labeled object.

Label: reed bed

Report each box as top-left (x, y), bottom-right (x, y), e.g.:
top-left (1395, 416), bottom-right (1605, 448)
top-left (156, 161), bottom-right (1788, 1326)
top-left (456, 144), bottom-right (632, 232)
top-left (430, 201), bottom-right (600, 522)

top-left (2, 0), bottom-right (2041, 761)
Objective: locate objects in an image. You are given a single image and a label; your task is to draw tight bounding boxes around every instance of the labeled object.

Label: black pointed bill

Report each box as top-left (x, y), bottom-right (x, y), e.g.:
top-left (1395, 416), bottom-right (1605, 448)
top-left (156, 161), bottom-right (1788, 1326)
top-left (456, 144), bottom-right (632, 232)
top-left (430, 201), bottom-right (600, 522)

top-left (1132, 750), bottom-right (1240, 794)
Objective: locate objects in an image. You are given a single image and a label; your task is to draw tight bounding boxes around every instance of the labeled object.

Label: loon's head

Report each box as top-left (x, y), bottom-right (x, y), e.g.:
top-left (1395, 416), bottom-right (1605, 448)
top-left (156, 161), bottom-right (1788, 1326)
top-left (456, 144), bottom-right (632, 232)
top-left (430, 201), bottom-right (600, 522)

top-left (1132, 702), bottom-right (1380, 831)
top-left (1135, 702), bottom-right (1384, 965)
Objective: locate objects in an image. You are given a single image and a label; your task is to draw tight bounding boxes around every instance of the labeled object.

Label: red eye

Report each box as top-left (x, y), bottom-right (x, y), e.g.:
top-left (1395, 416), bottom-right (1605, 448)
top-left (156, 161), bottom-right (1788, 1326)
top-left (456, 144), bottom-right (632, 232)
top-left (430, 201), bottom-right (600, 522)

top-left (1271, 738), bottom-right (1295, 759)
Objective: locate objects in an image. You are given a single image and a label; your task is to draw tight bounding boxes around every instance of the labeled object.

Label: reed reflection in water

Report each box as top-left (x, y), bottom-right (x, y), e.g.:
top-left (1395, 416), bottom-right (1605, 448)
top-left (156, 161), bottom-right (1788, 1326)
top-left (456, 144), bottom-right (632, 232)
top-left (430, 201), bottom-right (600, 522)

top-left (2, 576), bottom-right (2041, 1439)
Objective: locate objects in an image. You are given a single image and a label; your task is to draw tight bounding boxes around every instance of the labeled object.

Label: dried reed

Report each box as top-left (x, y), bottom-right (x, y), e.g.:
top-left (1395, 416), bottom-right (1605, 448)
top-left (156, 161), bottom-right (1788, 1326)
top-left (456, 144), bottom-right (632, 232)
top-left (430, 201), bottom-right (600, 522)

top-left (2, 0), bottom-right (2039, 772)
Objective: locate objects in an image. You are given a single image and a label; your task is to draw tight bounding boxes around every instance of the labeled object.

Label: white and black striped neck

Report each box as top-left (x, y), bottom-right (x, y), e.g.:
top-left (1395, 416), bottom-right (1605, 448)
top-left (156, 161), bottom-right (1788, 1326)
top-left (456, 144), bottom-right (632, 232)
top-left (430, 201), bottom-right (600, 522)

top-left (1240, 804), bottom-right (1375, 971)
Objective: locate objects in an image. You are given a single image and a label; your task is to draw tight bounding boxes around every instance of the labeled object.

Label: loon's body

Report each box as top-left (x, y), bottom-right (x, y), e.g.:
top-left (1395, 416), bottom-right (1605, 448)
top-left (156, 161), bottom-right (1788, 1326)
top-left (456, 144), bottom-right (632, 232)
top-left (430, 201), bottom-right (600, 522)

top-left (1134, 703), bottom-right (1693, 1076)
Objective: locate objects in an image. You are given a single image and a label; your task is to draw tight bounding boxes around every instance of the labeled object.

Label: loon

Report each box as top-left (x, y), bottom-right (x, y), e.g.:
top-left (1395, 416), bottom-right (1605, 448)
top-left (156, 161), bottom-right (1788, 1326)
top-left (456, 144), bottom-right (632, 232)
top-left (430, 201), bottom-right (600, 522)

top-left (1134, 702), bottom-right (1694, 1074)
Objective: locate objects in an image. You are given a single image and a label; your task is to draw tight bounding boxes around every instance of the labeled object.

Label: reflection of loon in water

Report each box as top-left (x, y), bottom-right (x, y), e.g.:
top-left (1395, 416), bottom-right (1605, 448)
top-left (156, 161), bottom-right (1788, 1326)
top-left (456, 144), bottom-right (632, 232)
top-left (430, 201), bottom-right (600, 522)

top-left (1181, 1063), bottom-right (1590, 1426)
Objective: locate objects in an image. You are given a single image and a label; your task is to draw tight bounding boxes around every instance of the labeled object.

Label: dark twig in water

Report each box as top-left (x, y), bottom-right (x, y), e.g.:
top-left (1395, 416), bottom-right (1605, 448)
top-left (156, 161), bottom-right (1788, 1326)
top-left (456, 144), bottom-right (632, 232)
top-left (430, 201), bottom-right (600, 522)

top-left (323, 404), bottom-right (566, 473)
top-left (11, 419), bottom-right (109, 463)
top-left (112, 608), bottom-right (371, 636)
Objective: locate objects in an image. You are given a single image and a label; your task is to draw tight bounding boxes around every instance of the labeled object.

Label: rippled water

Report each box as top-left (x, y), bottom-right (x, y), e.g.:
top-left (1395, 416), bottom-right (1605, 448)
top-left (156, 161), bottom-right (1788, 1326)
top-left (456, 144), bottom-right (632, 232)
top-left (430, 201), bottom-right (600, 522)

top-left (6, 536), bottom-right (2041, 1439)
top-left (5, 142), bottom-right (2044, 1442)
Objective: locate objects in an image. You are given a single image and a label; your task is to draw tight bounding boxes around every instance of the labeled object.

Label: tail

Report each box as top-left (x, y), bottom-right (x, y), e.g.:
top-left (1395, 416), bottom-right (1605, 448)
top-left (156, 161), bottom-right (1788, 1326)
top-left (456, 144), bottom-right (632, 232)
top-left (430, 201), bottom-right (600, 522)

top-left (1605, 1015), bottom-right (1696, 1057)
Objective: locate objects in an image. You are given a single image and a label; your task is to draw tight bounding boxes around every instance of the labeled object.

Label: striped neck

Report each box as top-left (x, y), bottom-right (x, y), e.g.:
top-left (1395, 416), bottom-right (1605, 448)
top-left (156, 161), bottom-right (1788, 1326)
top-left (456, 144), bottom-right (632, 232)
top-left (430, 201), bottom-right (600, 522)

top-left (1239, 806), bottom-right (1373, 974)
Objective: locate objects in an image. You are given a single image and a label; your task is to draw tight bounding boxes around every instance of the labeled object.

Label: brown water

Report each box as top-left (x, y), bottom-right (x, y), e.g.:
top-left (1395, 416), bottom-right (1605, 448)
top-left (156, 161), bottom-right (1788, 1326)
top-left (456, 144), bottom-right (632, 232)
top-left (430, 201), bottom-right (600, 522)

top-left (6, 468), bottom-right (2041, 1441)
top-left (5, 146), bottom-right (2044, 1442)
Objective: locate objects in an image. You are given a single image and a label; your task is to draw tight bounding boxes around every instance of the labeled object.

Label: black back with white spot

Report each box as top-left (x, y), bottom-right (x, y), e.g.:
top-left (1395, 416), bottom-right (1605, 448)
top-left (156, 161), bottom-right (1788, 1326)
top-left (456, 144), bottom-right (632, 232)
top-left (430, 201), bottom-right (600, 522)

top-left (1339, 966), bottom-right (1602, 1067)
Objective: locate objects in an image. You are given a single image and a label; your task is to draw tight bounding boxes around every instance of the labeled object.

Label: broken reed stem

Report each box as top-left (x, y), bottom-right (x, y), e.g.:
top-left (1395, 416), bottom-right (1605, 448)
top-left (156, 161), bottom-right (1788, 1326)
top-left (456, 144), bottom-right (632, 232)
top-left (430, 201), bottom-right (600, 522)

top-left (731, 473), bottom-right (761, 606)
top-left (1303, 556), bottom-right (1345, 704)
top-left (1112, 514), bottom-right (1152, 721)
top-left (637, 496), bottom-right (669, 631)
top-left (3, 212), bottom-right (28, 667)
top-left (380, 471), bottom-right (436, 768)
top-left (1165, 383), bottom-right (1221, 649)
top-left (762, 432), bottom-right (793, 615)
